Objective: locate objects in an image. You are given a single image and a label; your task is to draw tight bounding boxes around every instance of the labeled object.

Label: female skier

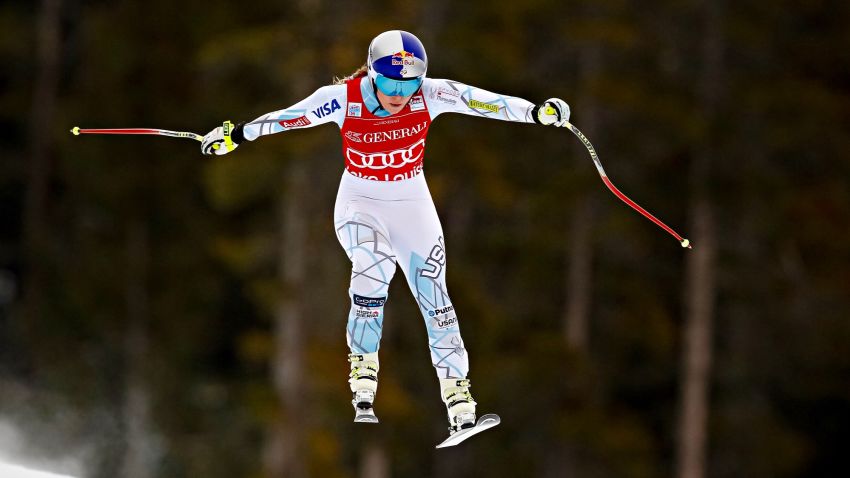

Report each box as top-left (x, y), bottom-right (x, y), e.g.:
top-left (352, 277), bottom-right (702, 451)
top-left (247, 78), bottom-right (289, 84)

top-left (201, 30), bottom-right (570, 436)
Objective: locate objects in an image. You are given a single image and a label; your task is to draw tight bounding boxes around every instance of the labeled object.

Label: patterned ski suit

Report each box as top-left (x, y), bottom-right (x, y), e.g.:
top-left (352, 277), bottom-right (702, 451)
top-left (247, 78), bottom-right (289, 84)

top-left (242, 75), bottom-right (536, 379)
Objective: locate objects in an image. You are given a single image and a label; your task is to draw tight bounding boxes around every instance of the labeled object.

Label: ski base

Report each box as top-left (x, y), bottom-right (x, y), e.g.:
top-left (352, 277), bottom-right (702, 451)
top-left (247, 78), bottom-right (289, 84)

top-left (436, 413), bottom-right (500, 448)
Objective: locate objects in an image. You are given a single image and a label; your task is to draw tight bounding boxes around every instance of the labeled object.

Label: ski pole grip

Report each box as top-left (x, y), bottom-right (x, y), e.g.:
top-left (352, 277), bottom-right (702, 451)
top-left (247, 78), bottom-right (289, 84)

top-left (222, 120), bottom-right (235, 151)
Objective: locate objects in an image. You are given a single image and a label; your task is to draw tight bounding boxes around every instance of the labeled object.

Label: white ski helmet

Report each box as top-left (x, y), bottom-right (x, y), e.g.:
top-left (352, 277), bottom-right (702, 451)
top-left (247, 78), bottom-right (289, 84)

top-left (367, 30), bottom-right (427, 96)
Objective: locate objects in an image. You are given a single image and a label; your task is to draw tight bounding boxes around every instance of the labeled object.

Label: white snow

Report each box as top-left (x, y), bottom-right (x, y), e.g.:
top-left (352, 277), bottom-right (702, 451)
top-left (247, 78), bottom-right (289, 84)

top-left (0, 463), bottom-right (77, 478)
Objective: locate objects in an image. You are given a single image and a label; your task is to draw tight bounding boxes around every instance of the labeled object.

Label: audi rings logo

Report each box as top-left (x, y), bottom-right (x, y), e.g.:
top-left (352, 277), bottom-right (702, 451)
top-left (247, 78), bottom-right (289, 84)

top-left (346, 138), bottom-right (426, 169)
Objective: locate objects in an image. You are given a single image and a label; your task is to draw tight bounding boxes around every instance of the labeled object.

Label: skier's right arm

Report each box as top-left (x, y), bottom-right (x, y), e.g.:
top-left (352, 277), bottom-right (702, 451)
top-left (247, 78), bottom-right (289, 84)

top-left (202, 84), bottom-right (347, 155)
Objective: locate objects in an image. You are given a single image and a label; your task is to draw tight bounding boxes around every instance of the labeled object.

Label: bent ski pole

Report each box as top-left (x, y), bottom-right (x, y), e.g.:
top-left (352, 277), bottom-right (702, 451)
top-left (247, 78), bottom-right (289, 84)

top-left (70, 126), bottom-right (219, 150)
top-left (561, 121), bottom-right (691, 249)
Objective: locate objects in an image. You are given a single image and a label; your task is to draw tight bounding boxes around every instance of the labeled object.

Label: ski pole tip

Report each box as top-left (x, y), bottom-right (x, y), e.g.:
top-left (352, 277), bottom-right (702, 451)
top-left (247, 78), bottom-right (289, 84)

top-left (681, 239), bottom-right (691, 249)
top-left (71, 126), bottom-right (80, 136)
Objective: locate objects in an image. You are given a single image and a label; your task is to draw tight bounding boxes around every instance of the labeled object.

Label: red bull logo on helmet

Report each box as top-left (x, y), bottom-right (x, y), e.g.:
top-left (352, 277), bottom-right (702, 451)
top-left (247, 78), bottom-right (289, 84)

top-left (392, 50), bottom-right (417, 67)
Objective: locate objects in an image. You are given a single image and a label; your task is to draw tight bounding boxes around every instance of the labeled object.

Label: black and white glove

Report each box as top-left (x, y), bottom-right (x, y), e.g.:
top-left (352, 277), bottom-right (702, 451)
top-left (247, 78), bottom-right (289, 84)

top-left (533, 98), bottom-right (571, 127)
top-left (201, 121), bottom-right (245, 155)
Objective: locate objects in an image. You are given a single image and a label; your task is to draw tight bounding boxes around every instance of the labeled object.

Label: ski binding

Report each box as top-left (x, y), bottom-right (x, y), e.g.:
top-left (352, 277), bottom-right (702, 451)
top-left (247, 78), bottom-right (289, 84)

top-left (353, 405), bottom-right (379, 423)
top-left (352, 390), bottom-right (379, 423)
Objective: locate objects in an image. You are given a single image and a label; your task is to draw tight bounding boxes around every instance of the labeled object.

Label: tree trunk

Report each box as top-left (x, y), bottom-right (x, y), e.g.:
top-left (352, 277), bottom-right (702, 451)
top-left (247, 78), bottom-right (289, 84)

top-left (564, 198), bottom-right (594, 351)
top-left (562, 31), bottom-right (601, 354)
top-left (121, 219), bottom-right (159, 478)
top-left (549, 12), bottom-right (602, 478)
top-left (677, 199), bottom-right (717, 478)
top-left (263, 2), bottom-right (332, 475)
top-left (359, 439), bottom-right (390, 478)
top-left (676, 1), bottom-right (723, 478)
top-left (265, 160), bottom-right (309, 478)
top-left (23, 0), bottom-right (62, 326)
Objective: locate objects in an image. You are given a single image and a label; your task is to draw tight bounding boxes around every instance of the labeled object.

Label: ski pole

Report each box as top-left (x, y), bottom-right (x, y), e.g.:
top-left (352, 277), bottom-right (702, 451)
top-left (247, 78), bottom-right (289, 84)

top-left (70, 126), bottom-right (220, 150)
top-left (561, 121), bottom-right (691, 249)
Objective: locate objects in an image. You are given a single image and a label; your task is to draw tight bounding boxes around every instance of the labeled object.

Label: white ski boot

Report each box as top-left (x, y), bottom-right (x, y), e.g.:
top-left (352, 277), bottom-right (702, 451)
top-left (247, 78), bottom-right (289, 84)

top-left (349, 352), bottom-right (379, 423)
top-left (440, 378), bottom-right (478, 433)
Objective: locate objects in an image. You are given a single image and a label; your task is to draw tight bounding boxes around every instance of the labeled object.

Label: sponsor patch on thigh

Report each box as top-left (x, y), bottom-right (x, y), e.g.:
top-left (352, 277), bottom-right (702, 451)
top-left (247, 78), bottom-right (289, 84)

top-left (428, 305), bottom-right (457, 329)
top-left (354, 294), bottom-right (387, 308)
top-left (355, 307), bottom-right (381, 319)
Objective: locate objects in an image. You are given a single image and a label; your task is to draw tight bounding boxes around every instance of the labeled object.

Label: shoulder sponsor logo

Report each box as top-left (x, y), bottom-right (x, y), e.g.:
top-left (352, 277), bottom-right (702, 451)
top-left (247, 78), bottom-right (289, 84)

top-left (469, 99), bottom-right (500, 113)
top-left (347, 102), bottom-right (362, 117)
top-left (312, 98), bottom-right (342, 119)
top-left (432, 87), bottom-right (460, 105)
top-left (344, 131), bottom-right (363, 143)
top-left (353, 294), bottom-right (386, 308)
top-left (408, 96), bottom-right (425, 112)
top-left (278, 116), bottom-right (312, 128)
top-left (434, 95), bottom-right (457, 106)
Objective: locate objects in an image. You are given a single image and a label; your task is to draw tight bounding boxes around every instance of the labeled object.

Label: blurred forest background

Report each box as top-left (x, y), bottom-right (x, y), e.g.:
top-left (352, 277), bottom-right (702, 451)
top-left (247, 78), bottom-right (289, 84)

top-left (1, 0), bottom-right (849, 477)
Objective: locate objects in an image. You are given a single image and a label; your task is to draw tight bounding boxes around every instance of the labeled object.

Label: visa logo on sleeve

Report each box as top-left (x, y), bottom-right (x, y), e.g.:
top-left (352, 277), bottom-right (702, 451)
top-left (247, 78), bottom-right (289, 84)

top-left (312, 99), bottom-right (342, 119)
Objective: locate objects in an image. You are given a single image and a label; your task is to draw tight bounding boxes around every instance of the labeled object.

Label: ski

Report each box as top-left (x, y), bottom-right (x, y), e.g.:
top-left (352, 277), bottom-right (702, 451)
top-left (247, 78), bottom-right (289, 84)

top-left (436, 414), bottom-right (500, 448)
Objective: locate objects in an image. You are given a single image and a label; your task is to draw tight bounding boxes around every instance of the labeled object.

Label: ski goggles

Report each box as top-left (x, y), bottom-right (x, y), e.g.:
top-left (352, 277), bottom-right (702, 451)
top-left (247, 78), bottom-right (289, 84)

top-left (374, 74), bottom-right (423, 97)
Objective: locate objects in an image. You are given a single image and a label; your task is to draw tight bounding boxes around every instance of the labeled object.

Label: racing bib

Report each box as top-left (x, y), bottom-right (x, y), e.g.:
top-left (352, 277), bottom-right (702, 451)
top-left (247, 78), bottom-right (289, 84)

top-left (340, 78), bottom-right (432, 181)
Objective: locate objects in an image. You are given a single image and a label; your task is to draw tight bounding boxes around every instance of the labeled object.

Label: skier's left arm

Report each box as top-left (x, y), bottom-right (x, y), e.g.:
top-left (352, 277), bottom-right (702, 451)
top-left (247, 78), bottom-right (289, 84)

top-left (421, 78), bottom-right (570, 126)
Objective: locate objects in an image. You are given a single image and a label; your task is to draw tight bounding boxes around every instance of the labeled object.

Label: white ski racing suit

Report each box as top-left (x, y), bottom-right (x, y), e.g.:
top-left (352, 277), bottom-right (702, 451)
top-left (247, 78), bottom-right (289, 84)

top-left (241, 76), bottom-right (537, 379)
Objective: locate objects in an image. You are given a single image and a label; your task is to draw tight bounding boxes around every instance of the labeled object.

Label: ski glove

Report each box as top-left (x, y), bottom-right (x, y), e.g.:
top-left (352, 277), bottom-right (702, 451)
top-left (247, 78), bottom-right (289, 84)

top-left (202, 121), bottom-right (245, 155)
top-left (533, 98), bottom-right (571, 127)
